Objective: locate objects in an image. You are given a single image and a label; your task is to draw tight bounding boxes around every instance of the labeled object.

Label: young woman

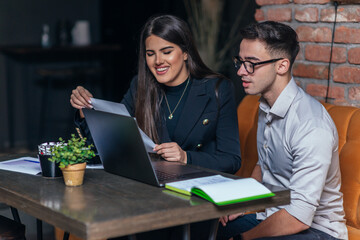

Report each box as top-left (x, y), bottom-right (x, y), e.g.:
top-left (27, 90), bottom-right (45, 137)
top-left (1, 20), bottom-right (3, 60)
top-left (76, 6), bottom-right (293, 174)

top-left (70, 14), bottom-right (241, 174)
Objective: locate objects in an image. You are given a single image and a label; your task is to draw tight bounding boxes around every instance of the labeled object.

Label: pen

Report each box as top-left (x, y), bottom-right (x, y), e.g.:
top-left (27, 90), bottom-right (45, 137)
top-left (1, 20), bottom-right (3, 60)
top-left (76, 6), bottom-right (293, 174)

top-left (24, 160), bottom-right (40, 164)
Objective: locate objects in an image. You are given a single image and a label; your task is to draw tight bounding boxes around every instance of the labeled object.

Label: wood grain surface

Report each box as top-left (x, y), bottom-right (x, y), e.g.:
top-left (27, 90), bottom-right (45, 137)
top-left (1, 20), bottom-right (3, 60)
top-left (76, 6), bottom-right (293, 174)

top-left (0, 156), bottom-right (289, 240)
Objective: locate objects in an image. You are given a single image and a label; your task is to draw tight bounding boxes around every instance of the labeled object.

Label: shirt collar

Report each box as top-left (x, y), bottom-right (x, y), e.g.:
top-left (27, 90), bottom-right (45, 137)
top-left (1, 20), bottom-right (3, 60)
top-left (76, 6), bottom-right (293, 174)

top-left (259, 77), bottom-right (298, 119)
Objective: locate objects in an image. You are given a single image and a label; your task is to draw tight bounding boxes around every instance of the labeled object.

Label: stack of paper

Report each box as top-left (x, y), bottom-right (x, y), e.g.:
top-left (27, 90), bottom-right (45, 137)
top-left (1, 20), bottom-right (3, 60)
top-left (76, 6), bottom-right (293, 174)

top-left (0, 157), bottom-right (41, 175)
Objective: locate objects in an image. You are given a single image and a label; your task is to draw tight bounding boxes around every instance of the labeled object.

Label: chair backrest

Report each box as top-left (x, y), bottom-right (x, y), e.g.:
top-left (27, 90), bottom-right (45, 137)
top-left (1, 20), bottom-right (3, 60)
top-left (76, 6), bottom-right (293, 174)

top-left (322, 103), bottom-right (360, 230)
top-left (235, 95), bottom-right (360, 231)
top-left (235, 95), bottom-right (259, 177)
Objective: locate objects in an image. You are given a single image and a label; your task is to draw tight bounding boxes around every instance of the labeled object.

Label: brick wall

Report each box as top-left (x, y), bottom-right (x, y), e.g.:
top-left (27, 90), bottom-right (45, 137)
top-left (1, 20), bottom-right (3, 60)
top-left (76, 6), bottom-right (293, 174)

top-left (255, 0), bottom-right (360, 106)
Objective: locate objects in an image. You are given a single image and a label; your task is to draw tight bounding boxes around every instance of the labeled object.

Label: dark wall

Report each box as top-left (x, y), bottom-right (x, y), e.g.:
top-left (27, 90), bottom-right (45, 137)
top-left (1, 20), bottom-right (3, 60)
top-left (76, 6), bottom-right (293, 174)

top-left (224, 0), bottom-right (257, 104)
top-left (0, 1), bottom-right (100, 45)
top-left (0, 0), bottom-right (100, 150)
top-left (100, 0), bottom-right (187, 102)
top-left (0, 0), bottom-right (256, 151)
top-left (100, 0), bottom-right (256, 104)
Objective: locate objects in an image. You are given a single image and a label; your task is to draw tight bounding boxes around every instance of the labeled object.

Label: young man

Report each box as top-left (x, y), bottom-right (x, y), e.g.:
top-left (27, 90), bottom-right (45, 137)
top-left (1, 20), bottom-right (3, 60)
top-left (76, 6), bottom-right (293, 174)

top-left (217, 21), bottom-right (347, 240)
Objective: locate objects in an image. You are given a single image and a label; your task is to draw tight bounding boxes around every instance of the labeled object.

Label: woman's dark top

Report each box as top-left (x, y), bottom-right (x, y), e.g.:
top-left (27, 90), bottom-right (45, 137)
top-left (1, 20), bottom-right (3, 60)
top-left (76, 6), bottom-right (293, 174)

top-left (162, 78), bottom-right (191, 140)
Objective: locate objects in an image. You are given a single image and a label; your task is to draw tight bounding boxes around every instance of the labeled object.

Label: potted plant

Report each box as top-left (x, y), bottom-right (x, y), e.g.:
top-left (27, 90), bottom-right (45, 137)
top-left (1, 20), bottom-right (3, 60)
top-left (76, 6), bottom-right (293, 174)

top-left (49, 134), bottom-right (95, 186)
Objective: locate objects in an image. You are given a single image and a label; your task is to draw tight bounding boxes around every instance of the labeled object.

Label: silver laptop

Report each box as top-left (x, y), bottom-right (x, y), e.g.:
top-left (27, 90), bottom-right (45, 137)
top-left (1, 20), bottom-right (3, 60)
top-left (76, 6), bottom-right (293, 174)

top-left (83, 108), bottom-right (214, 187)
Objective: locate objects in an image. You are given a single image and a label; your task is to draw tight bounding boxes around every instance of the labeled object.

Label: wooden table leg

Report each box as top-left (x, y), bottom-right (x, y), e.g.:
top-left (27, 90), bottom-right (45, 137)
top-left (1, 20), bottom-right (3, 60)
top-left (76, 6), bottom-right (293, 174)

top-left (63, 231), bottom-right (69, 240)
top-left (10, 207), bottom-right (21, 223)
top-left (37, 219), bottom-right (43, 240)
top-left (208, 219), bottom-right (219, 240)
top-left (181, 224), bottom-right (190, 240)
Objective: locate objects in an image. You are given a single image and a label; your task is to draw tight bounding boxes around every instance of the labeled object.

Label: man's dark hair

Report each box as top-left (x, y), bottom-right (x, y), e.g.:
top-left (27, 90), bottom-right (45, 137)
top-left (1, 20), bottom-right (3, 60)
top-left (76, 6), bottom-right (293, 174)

top-left (240, 21), bottom-right (300, 67)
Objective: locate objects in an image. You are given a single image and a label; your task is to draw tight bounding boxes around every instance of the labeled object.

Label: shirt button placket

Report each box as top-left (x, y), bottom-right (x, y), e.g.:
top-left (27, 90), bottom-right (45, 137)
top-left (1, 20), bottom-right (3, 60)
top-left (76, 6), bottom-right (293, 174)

top-left (264, 115), bottom-right (271, 162)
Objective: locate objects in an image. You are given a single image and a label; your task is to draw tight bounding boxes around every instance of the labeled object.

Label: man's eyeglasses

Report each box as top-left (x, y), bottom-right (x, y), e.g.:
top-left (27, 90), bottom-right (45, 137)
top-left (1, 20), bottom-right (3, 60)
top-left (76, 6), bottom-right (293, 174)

top-left (232, 56), bottom-right (284, 74)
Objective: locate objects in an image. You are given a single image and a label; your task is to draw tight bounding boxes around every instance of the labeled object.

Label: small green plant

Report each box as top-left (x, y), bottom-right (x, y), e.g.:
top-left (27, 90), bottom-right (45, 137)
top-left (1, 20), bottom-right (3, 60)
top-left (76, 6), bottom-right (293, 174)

top-left (49, 134), bottom-right (95, 168)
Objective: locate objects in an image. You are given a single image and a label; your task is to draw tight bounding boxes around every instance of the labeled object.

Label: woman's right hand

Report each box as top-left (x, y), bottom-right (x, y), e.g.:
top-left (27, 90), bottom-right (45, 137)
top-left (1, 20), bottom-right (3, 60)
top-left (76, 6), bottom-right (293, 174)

top-left (70, 86), bottom-right (94, 118)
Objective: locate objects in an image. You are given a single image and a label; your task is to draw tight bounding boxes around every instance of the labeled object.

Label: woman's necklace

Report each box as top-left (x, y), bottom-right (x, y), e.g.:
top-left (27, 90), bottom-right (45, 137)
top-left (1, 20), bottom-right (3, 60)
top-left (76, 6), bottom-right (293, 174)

top-left (164, 78), bottom-right (190, 120)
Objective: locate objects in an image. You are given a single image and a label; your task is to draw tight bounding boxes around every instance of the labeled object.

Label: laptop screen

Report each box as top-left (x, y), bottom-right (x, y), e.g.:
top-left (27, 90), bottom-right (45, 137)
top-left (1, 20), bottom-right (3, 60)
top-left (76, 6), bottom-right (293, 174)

top-left (83, 109), bottom-right (160, 186)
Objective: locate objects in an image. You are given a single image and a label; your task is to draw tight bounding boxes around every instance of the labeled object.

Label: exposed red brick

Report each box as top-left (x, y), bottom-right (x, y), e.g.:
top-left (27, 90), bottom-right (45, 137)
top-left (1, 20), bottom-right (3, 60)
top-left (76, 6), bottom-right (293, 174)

top-left (296, 26), bottom-right (332, 42)
top-left (267, 8), bottom-right (292, 22)
top-left (295, 8), bottom-right (318, 22)
top-left (305, 45), bottom-right (346, 63)
top-left (255, 9), bottom-right (265, 22)
top-left (321, 6), bottom-right (360, 22)
top-left (349, 87), bottom-right (360, 101)
top-left (306, 84), bottom-right (344, 99)
top-left (329, 86), bottom-right (345, 99)
top-left (256, 0), bottom-right (290, 6)
top-left (306, 84), bottom-right (326, 97)
top-left (348, 48), bottom-right (360, 65)
top-left (320, 98), bottom-right (348, 106)
top-left (295, 79), bottom-right (302, 86)
top-left (332, 99), bottom-right (350, 106)
top-left (334, 26), bottom-right (360, 44)
top-left (333, 66), bottom-right (360, 83)
top-left (338, 0), bottom-right (360, 3)
top-left (294, 0), bottom-right (330, 3)
top-left (293, 63), bottom-right (329, 79)
top-left (295, 49), bottom-right (305, 60)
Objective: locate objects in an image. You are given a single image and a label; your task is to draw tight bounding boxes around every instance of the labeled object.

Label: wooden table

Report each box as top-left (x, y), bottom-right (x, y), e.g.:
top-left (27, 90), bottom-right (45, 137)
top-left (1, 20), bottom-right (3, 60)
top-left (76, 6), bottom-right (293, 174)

top-left (0, 159), bottom-right (289, 240)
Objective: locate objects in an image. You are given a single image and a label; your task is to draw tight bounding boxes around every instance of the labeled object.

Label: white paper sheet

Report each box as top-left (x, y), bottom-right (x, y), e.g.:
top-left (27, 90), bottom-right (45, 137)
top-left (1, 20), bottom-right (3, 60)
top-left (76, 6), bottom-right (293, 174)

top-left (194, 178), bottom-right (273, 203)
top-left (166, 175), bottom-right (233, 193)
top-left (91, 98), bottom-right (131, 117)
top-left (86, 164), bottom-right (104, 169)
top-left (0, 157), bottom-right (41, 175)
top-left (90, 98), bottom-right (156, 153)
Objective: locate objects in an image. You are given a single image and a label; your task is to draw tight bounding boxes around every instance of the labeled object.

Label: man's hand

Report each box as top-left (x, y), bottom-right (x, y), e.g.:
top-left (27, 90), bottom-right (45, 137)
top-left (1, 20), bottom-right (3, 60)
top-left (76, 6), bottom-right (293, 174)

top-left (219, 213), bottom-right (245, 227)
top-left (154, 142), bottom-right (187, 164)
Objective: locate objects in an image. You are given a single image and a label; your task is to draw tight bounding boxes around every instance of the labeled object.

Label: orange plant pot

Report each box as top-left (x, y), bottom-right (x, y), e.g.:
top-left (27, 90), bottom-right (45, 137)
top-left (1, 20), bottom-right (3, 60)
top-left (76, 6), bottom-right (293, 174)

top-left (61, 162), bottom-right (86, 187)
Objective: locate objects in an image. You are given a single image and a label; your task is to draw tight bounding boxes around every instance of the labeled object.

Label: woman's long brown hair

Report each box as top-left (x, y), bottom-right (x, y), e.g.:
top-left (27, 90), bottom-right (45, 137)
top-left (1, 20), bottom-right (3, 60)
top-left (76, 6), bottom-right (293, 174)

top-left (136, 15), bottom-right (223, 143)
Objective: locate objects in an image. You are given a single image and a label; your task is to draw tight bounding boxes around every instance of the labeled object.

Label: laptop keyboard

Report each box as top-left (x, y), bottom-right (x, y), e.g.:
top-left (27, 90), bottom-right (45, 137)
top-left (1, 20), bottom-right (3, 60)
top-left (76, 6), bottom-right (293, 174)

top-left (155, 169), bottom-right (182, 182)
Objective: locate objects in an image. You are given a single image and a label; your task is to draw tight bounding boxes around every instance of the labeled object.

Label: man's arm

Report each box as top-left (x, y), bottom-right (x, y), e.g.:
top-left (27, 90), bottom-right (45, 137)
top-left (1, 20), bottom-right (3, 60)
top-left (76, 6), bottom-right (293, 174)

top-left (241, 209), bottom-right (309, 240)
top-left (243, 165), bottom-right (309, 239)
top-left (220, 164), bottom-right (263, 226)
top-left (250, 165), bottom-right (262, 182)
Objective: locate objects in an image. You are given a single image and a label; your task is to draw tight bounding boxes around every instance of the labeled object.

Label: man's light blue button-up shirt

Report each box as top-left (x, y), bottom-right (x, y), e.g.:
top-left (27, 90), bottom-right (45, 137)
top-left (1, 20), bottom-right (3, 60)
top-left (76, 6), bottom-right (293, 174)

top-left (256, 78), bottom-right (348, 239)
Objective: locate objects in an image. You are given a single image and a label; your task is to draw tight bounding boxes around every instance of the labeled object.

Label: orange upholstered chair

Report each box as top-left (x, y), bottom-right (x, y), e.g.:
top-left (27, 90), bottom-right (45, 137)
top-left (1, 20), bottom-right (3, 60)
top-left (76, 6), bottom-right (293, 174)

top-left (235, 95), bottom-right (360, 239)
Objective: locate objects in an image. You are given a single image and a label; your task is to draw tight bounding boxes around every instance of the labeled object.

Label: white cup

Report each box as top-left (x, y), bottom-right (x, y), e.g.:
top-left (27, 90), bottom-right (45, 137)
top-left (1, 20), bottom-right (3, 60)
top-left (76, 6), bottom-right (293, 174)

top-left (71, 20), bottom-right (91, 46)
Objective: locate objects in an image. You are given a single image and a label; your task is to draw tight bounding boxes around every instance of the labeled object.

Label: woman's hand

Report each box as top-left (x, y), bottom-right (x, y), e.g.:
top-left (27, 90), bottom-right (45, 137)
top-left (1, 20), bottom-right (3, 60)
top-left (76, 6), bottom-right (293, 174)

top-left (70, 86), bottom-right (94, 118)
top-left (154, 142), bottom-right (187, 164)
